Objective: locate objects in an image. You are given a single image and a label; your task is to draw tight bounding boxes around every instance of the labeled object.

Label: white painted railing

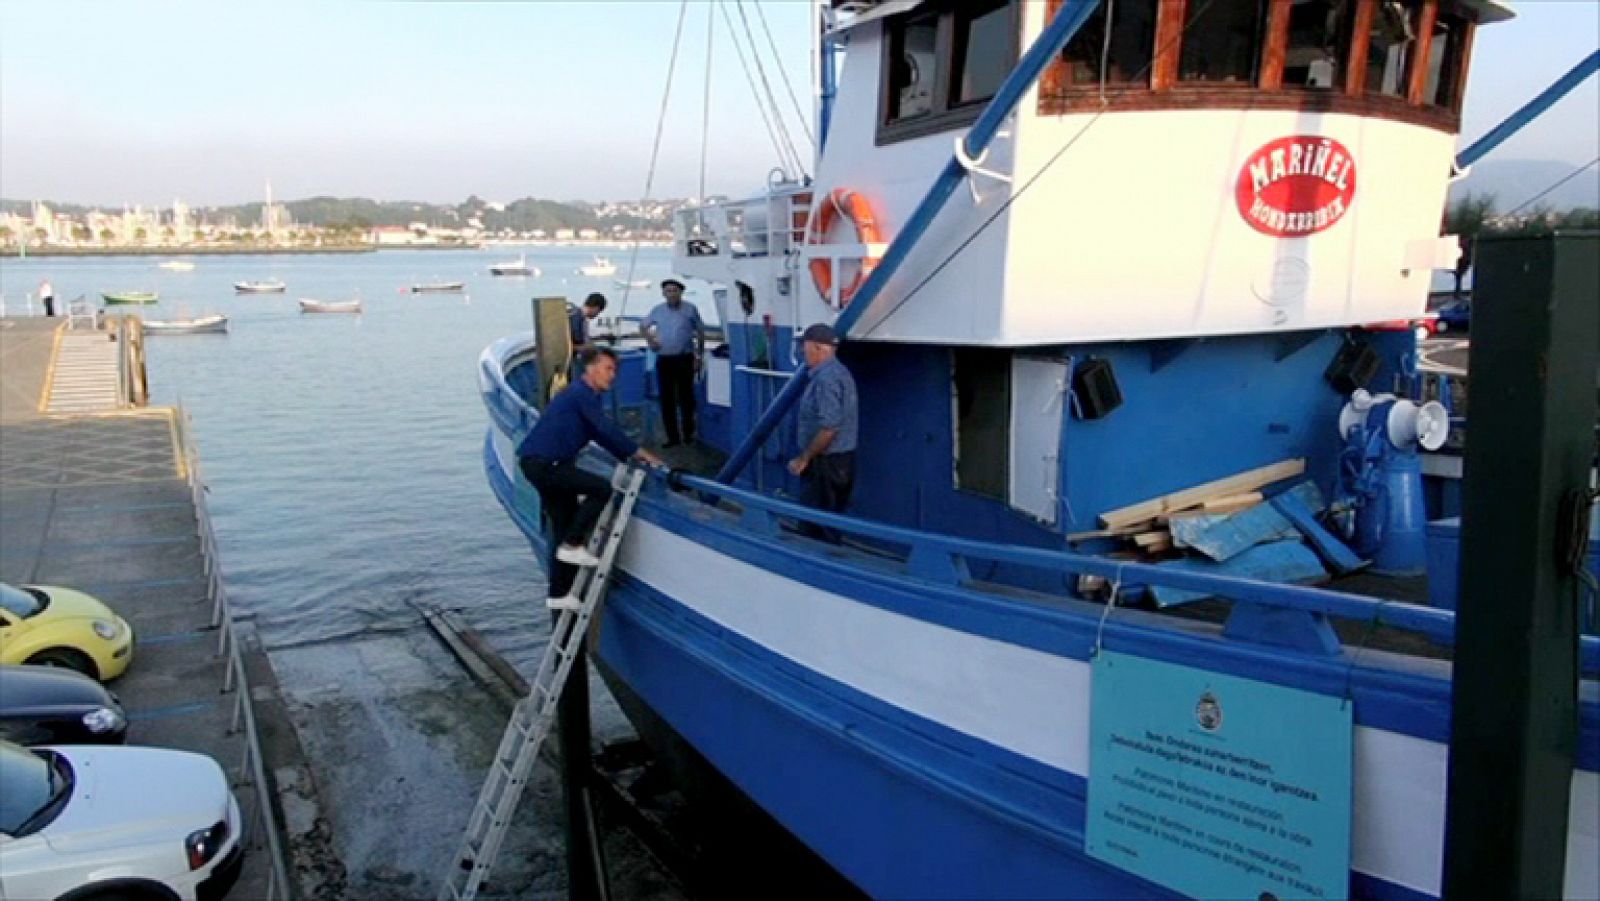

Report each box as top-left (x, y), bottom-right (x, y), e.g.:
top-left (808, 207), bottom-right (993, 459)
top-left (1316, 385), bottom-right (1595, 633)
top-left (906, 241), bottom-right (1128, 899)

top-left (177, 407), bottom-right (294, 901)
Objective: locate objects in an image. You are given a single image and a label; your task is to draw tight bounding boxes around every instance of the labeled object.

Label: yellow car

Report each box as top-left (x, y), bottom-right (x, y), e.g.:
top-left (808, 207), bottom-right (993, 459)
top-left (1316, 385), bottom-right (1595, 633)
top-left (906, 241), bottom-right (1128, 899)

top-left (0, 582), bottom-right (134, 681)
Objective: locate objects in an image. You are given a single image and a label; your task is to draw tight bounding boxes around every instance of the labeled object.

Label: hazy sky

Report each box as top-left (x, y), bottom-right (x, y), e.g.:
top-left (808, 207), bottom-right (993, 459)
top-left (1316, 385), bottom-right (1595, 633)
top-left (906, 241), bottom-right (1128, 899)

top-left (1, 1), bottom-right (1595, 207)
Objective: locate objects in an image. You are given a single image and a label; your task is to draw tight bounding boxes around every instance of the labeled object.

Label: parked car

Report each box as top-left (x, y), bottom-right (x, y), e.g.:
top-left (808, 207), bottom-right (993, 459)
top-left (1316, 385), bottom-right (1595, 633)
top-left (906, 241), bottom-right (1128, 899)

top-left (0, 740), bottom-right (242, 901)
top-left (0, 665), bottom-right (128, 746)
top-left (0, 582), bottom-right (134, 681)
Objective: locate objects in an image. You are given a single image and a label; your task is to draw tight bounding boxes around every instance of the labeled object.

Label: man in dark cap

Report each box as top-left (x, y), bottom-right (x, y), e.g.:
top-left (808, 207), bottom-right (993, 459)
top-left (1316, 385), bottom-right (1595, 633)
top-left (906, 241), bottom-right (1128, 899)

top-left (787, 323), bottom-right (858, 542)
top-left (640, 278), bottom-right (704, 447)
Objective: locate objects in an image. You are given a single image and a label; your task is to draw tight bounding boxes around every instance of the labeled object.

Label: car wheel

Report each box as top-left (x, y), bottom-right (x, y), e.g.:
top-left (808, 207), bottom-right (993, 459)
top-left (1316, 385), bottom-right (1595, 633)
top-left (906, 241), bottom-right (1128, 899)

top-left (58, 879), bottom-right (179, 901)
top-left (26, 647), bottom-right (99, 680)
top-left (1436, 320), bottom-right (1448, 333)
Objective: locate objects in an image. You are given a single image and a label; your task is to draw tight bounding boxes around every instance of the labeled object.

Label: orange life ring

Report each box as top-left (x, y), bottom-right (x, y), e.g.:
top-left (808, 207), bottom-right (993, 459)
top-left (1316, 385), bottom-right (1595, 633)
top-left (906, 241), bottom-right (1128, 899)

top-left (808, 189), bottom-right (882, 308)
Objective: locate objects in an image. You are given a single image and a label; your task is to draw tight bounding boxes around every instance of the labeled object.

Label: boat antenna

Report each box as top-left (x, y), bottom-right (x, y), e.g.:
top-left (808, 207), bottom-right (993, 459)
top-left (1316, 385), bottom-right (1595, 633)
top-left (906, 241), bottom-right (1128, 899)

top-left (618, 0), bottom-right (691, 319)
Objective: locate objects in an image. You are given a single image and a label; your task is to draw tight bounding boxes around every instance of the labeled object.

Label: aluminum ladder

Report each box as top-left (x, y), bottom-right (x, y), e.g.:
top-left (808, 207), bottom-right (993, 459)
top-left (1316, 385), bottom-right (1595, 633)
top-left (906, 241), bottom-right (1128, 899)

top-left (438, 463), bottom-right (648, 901)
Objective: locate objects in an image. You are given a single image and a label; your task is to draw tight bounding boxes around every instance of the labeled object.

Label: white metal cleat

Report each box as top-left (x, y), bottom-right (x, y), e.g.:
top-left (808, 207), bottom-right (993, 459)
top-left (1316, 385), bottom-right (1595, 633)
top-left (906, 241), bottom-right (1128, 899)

top-left (555, 544), bottom-right (602, 567)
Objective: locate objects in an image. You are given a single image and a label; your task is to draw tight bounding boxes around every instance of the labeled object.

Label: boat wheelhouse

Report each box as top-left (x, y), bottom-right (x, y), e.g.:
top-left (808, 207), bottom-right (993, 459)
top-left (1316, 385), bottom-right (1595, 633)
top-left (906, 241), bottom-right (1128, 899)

top-left (476, 1), bottom-right (1598, 897)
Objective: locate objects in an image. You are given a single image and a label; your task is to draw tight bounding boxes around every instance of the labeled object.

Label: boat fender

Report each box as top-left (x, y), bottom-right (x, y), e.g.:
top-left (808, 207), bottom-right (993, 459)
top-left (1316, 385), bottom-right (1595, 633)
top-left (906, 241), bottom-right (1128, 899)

top-left (808, 189), bottom-right (882, 308)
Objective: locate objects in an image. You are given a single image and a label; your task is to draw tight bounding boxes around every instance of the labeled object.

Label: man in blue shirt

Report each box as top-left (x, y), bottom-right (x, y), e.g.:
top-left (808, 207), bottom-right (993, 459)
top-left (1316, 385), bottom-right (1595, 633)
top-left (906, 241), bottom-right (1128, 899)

top-left (788, 323), bottom-right (858, 543)
top-left (519, 348), bottom-right (662, 609)
top-left (640, 279), bottom-right (704, 447)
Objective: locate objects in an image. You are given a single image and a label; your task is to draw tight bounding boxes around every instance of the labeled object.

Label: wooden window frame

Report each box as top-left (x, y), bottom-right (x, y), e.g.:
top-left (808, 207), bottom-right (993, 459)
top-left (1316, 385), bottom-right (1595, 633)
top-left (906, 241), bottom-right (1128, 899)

top-left (1036, 0), bottom-right (1479, 133)
top-left (877, 0), bottom-right (1021, 146)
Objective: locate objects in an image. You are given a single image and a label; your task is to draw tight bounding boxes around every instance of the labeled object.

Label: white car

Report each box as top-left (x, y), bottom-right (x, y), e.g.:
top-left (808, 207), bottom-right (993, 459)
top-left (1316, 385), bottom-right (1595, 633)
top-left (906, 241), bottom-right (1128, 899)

top-left (0, 741), bottom-right (243, 901)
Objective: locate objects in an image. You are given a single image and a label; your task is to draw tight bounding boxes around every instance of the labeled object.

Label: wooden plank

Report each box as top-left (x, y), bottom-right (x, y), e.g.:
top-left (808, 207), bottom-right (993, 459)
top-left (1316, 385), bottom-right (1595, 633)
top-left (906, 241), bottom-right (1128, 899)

top-left (1100, 459), bottom-right (1306, 529)
top-left (1065, 520), bottom-right (1154, 542)
top-left (1201, 492), bottom-right (1263, 514)
top-left (440, 609), bottom-right (531, 696)
top-left (1132, 530), bottom-right (1172, 548)
top-left (421, 607), bottom-right (521, 708)
top-left (1149, 540), bottom-right (1328, 607)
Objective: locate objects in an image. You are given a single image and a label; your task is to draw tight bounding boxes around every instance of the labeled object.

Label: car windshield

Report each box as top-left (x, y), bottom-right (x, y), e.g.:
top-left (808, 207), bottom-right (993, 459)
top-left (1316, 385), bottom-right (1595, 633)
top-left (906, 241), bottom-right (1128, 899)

top-left (0, 742), bottom-right (72, 836)
top-left (0, 584), bottom-right (46, 619)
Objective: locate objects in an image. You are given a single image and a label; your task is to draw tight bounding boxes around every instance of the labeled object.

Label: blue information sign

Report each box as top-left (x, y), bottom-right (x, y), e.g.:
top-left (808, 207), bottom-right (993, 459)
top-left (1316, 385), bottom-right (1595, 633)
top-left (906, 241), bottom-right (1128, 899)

top-left (1086, 651), bottom-right (1353, 900)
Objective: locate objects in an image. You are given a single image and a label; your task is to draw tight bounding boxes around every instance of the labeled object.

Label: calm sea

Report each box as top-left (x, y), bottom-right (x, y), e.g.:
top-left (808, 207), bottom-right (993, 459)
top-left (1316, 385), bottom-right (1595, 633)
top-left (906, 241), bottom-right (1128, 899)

top-left (1, 246), bottom-right (698, 649)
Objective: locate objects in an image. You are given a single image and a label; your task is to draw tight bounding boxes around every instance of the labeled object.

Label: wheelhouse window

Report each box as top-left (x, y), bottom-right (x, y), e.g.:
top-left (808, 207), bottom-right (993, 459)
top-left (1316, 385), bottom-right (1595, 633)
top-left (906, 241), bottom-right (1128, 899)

top-left (952, 0), bottom-right (1012, 105)
top-left (1179, 0), bottom-right (1269, 84)
top-left (1423, 11), bottom-right (1467, 107)
top-left (879, 0), bottom-right (1018, 143)
top-left (1364, 0), bottom-right (1421, 96)
top-left (1283, 0), bottom-right (1356, 89)
top-left (1058, 0), bottom-right (1160, 87)
top-left (1028, 0), bottom-right (1484, 128)
top-left (887, 10), bottom-right (940, 120)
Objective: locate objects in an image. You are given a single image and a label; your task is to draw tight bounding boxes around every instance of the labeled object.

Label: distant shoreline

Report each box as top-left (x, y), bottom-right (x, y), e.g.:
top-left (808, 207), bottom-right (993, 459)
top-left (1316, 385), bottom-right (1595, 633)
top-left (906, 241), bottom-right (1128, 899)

top-left (2, 245), bottom-right (379, 258)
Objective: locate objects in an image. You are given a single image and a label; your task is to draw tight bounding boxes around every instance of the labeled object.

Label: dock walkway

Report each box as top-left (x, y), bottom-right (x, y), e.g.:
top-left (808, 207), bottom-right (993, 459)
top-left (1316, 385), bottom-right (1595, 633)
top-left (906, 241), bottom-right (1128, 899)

top-left (0, 315), bottom-right (302, 899)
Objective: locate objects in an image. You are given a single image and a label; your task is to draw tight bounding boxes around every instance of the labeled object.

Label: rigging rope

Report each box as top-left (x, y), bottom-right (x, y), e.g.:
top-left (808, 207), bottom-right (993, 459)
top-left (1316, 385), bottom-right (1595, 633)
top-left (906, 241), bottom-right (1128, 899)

top-left (752, 0), bottom-right (817, 149)
top-left (1503, 154), bottom-right (1600, 217)
top-left (699, 1), bottom-right (715, 207)
top-left (618, 0), bottom-right (691, 319)
top-left (718, 0), bottom-right (798, 179)
top-left (733, 0), bottom-right (809, 179)
top-left (859, 0), bottom-right (1221, 338)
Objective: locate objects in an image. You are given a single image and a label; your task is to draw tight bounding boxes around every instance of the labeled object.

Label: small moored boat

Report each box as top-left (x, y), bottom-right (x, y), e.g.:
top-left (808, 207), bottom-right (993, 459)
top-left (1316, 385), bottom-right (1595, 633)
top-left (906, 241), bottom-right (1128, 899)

top-left (490, 255), bottom-right (540, 277)
top-left (158, 261), bottom-right (195, 272)
top-left (411, 282), bottom-right (465, 293)
top-left (299, 298), bottom-right (363, 314)
top-left (101, 291), bottom-right (159, 305)
top-left (234, 279), bottom-right (287, 294)
top-left (613, 278), bottom-right (652, 289)
top-left (576, 256), bottom-right (616, 277)
top-left (142, 314), bottom-right (228, 335)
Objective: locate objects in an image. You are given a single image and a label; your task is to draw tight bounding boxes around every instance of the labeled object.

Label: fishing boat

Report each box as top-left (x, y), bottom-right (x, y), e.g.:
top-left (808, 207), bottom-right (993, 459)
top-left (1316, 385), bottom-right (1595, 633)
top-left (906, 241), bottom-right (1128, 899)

top-left (490, 255), bottom-right (540, 277)
top-left (234, 279), bottom-right (286, 294)
top-left (142, 314), bottom-right (228, 334)
top-left (411, 281), bottom-right (465, 293)
top-left (101, 291), bottom-right (159, 305)
top-left (576, 255), bottom-right (616, 277)
top-left (298, 298), bottom-right (362, 314)
top-left (476, 2), bottom-right (1599, 898)
top-left (158, 260), bottom-right (196, 272)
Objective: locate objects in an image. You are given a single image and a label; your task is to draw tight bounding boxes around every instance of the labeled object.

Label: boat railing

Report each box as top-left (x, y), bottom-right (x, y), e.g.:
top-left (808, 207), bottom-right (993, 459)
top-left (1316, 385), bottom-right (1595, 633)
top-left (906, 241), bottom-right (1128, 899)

top-left (673, 188), bottom-right (814, 264)
top-left (174, 407), bottom-right (294, 901)
top-left (658, 468), bottom-right (1600, 676)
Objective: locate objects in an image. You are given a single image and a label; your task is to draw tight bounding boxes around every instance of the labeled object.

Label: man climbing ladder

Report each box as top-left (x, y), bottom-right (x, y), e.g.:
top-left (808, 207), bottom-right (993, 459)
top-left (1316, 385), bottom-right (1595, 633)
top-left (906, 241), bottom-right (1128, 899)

top-left (518, 347), bottom-right (662, 611)
top-left (438, 462), bottom-right (650, 901)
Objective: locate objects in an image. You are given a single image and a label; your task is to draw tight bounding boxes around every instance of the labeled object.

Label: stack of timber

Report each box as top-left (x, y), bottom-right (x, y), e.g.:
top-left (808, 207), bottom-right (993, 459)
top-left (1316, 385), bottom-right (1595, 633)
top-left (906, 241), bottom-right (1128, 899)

top-left (1071, 459), bottom-right (1366, 606)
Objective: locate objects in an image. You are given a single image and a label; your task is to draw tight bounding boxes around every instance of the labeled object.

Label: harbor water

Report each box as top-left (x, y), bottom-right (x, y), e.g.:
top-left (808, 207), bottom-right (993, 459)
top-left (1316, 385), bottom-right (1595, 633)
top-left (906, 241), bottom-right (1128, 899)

top-left (0, 247), bottom-right (698, 899)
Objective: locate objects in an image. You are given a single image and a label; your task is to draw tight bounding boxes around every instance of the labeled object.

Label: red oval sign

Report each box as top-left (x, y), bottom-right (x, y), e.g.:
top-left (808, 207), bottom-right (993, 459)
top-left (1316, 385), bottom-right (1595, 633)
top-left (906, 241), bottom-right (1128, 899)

top-left (1236, 136), bottom-right (1357, 237)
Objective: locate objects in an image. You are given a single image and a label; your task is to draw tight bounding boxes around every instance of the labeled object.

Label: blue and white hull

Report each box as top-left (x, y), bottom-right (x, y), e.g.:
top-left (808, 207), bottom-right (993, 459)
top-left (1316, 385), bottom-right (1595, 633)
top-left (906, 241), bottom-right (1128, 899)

top-left (480, 339), bottom-right (1599, 899)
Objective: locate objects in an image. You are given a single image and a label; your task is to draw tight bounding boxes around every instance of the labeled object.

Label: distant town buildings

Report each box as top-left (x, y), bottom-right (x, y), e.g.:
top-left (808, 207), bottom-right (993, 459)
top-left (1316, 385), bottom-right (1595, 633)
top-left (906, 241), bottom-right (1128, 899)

top-left (2, 188), bottom-right (692, 251)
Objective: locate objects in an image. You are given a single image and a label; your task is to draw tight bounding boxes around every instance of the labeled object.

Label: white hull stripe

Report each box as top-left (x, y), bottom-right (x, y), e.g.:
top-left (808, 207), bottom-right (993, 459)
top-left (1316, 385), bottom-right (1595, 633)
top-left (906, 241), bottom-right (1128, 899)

top-left (619, 517), bottom-right (1600, 897)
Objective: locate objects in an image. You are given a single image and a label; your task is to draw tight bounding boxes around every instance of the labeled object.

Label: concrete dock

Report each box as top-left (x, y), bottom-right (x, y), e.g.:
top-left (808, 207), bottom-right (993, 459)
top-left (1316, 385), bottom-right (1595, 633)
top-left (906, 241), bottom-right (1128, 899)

top-left (0, 316), bottom-right (314, 898)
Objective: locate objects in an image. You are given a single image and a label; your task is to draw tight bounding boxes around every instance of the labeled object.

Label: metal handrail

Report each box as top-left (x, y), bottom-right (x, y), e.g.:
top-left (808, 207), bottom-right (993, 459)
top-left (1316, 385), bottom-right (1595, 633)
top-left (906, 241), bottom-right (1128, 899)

top-left (175, 407), bottom-right (294, 900)
top-left (657, 468), bottom-right (1600, 675)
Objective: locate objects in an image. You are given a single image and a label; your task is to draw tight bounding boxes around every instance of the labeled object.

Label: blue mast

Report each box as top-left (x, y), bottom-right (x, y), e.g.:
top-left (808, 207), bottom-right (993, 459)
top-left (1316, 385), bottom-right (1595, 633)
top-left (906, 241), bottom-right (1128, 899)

top-left (1456, 50), bottom-right (1599, 169)
top-left (716, 0), bottom-right (1104, 485)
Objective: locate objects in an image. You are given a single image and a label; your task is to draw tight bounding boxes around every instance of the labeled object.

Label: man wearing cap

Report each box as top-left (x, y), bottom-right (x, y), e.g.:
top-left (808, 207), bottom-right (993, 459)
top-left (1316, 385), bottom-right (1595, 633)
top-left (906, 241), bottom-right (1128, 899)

top-left (519, 347), bottom-right (663, 610)
top-left (641, 279), bottom-right (705, 447)
top-left (788, 323), bottom-right (858, 542)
